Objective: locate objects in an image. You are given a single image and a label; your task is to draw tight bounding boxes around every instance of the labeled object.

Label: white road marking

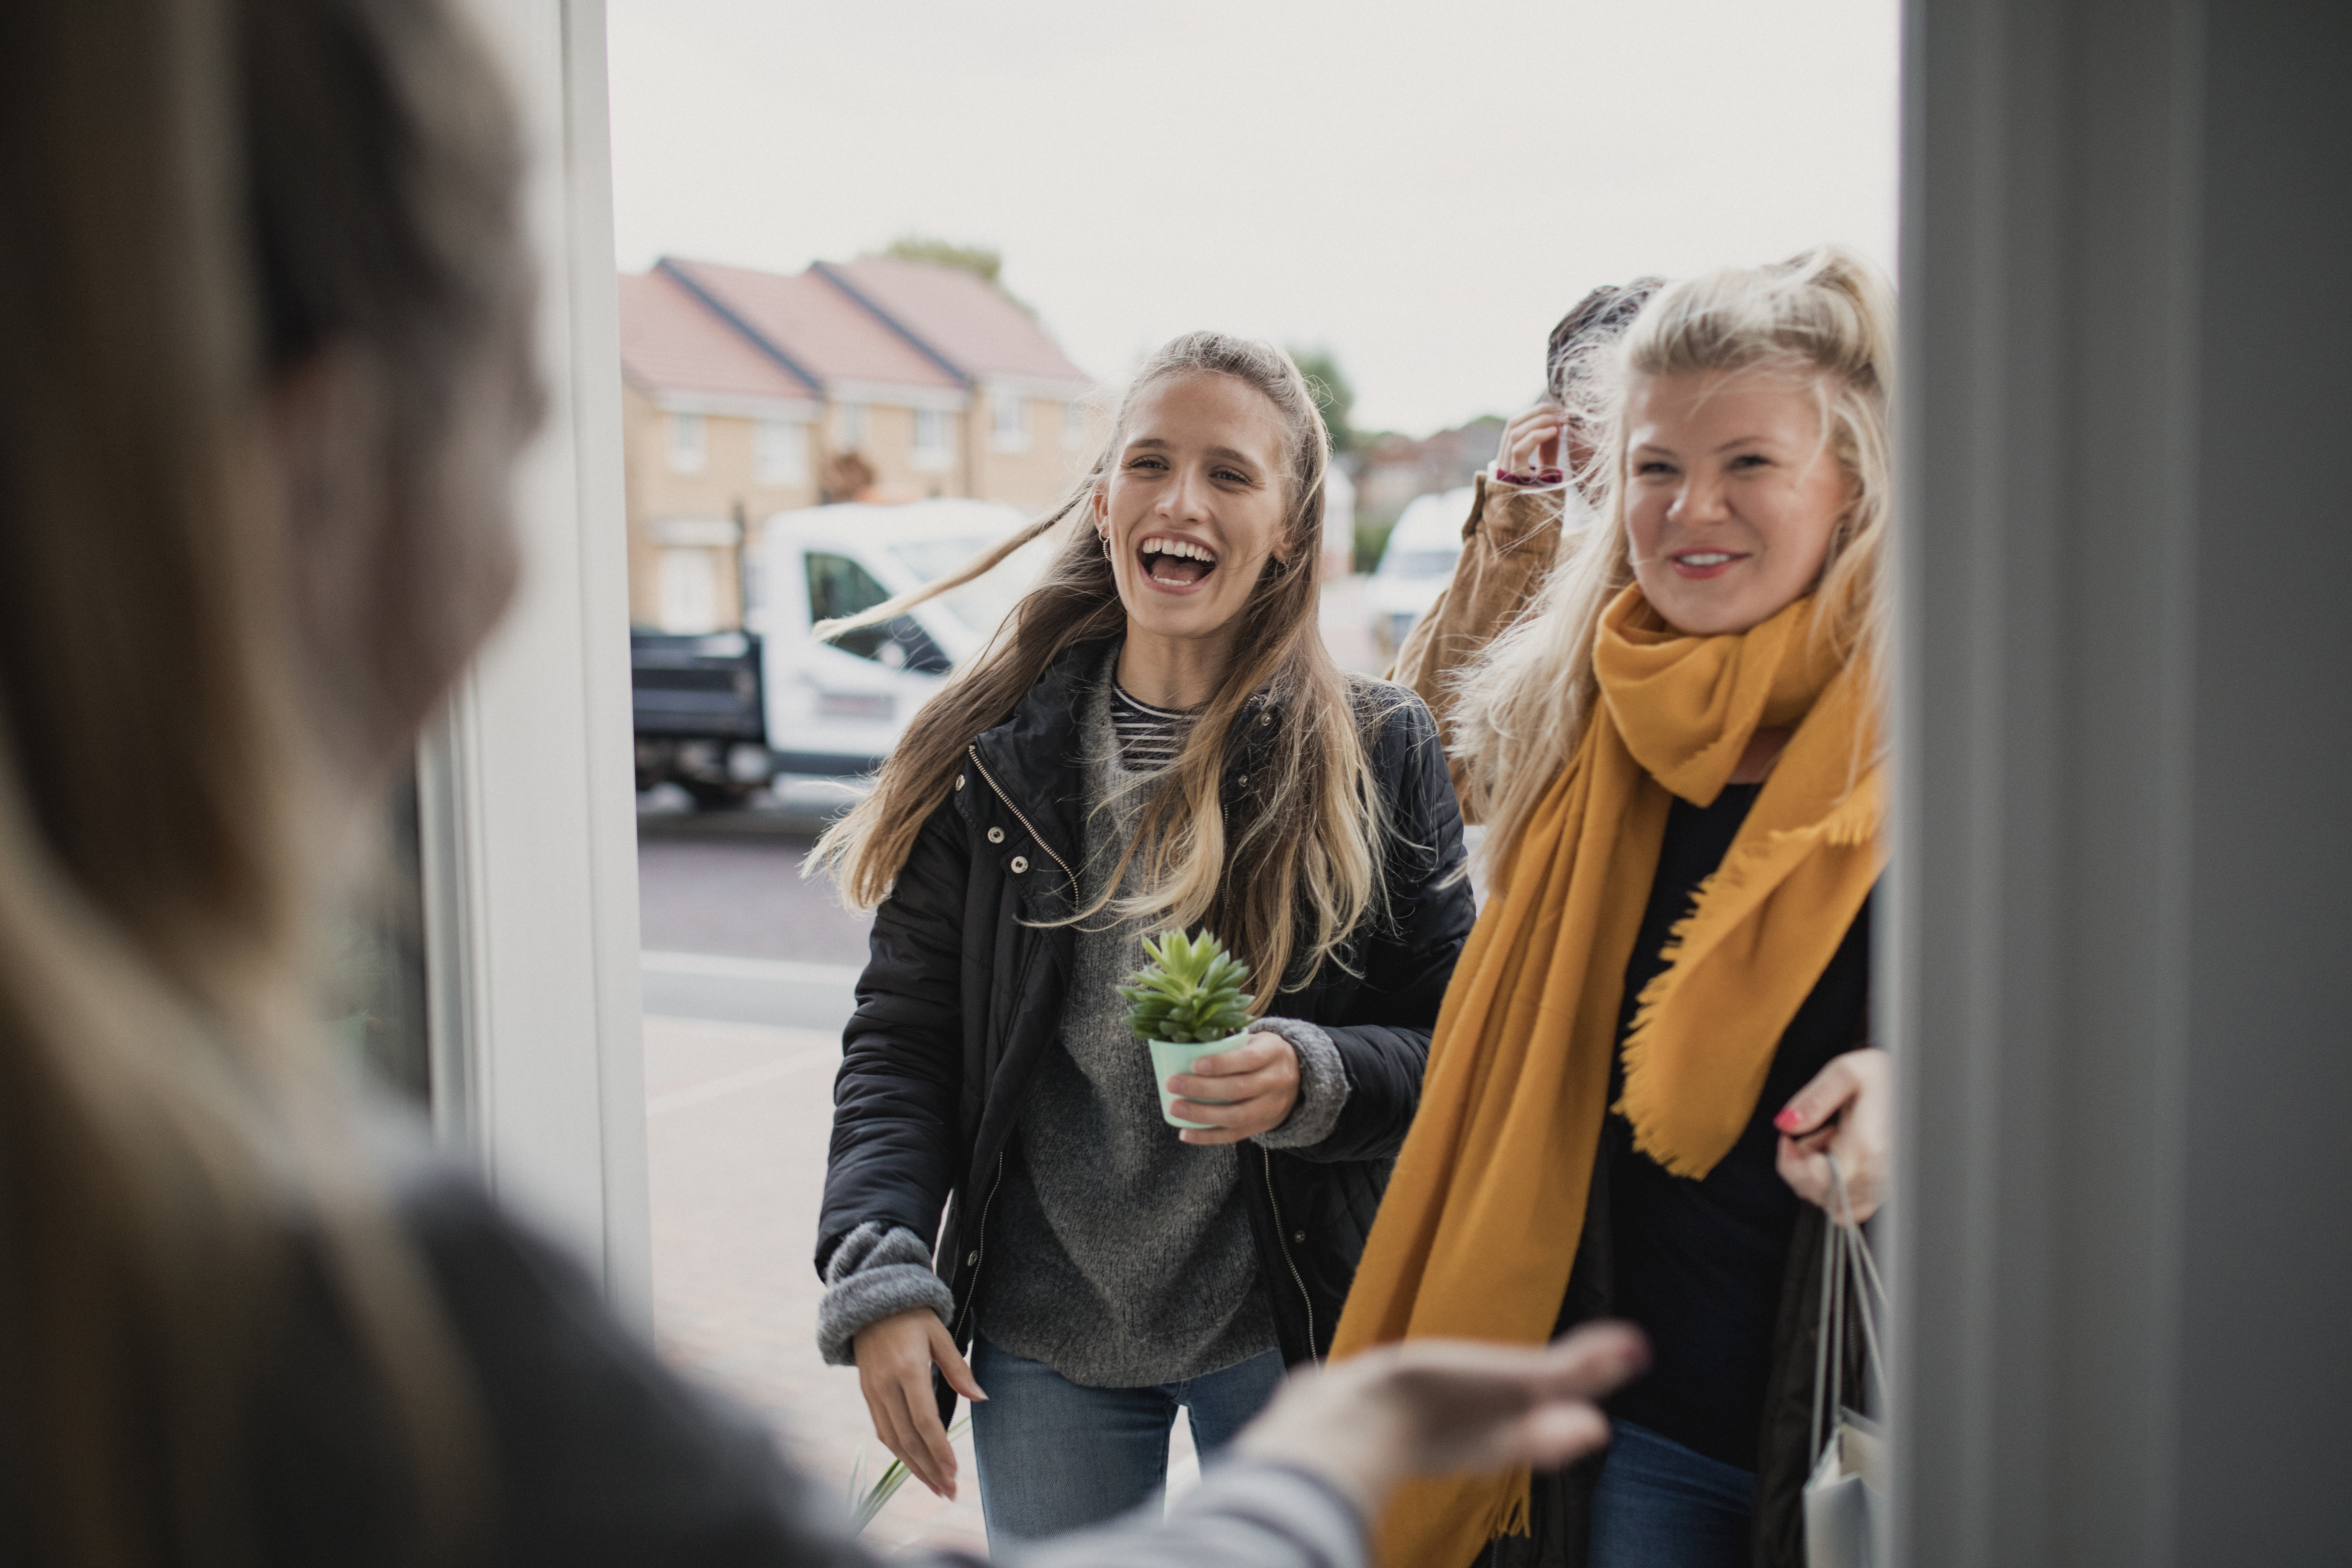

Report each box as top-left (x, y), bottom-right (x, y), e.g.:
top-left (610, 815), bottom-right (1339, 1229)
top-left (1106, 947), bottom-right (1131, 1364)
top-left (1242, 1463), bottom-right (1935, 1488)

top-left (640, 950), bottom-right (862, 988)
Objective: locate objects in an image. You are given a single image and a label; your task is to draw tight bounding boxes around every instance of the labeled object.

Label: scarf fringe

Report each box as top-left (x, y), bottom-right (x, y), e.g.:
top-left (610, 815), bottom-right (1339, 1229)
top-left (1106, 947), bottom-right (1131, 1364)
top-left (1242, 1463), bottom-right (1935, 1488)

top-left (1617, 777), bottom-right (1884, 1178)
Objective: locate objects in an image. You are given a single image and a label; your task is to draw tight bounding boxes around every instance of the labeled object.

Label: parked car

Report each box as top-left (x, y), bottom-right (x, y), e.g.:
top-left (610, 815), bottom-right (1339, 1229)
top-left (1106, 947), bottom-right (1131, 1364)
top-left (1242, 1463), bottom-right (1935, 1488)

top-left (632, 498), bottom-right (1053, 807)
top-left (1368, 485), bottom-right (1474, 654)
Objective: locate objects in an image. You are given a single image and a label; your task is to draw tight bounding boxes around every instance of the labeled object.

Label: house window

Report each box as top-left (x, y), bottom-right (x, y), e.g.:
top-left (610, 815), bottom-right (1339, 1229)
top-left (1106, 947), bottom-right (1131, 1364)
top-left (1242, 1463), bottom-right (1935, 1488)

top-left (1063, 399), bottom-right (1090, 451)
top-left (990, 391), bottom-right (1029, 453)
top-left (667, 411), bottom-right (707, 474)
top-left (657, 547), bottom-right (720, 633)
top-left (911, 407), bottom-right (953, 471)
top-left (756, 418), bottom-right (807, 485)
top-left (835, 401), bottom-right (868, 452)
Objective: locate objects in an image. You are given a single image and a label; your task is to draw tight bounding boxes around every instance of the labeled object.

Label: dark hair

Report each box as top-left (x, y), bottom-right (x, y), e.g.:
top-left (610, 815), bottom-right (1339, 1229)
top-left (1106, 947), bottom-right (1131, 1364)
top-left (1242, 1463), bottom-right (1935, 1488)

top-left (1544, 277), bottom-right (1666, 401)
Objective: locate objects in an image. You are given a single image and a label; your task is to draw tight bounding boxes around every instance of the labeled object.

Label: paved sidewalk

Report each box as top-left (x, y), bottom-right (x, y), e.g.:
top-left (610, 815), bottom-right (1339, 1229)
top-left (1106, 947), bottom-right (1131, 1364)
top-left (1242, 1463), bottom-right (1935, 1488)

top-left (644, 1012), bottom-right (1202, 1559)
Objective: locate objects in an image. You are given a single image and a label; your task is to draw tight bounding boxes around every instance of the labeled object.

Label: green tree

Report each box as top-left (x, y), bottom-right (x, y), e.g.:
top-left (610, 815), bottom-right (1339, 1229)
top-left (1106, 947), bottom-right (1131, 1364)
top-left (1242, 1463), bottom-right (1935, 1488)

top-left (1289, 345), bottom-right (1358, 454)
top-left (881, 234), bottom-right (1003, 285)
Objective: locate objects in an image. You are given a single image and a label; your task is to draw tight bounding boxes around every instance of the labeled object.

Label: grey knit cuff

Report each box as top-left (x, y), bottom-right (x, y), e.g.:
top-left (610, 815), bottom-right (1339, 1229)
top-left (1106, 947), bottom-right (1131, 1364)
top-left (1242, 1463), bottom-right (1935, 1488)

top-left (1251, 1017), bottom-right (1351, 1151)
top-left (817, 1221), bottom-right (955, 1367)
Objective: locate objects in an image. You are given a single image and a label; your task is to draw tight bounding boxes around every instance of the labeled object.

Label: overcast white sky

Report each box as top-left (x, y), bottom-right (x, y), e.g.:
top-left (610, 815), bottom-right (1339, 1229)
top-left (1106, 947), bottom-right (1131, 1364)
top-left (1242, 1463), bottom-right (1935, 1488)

top-left (605, 0), bottom-right (1899, 436)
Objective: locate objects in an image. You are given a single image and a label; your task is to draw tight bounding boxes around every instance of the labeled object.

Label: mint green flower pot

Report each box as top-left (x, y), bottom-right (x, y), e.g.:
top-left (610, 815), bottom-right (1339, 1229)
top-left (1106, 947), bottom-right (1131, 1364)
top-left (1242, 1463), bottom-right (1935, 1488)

top-left (1147, 1029), bottom-right (1250, 1129)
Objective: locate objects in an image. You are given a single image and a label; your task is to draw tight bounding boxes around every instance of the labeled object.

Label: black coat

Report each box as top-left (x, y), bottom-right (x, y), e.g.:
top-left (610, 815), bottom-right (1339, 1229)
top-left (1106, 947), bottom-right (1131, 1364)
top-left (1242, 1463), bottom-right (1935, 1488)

top-left (817, 638), bottom-right (1474, 1410)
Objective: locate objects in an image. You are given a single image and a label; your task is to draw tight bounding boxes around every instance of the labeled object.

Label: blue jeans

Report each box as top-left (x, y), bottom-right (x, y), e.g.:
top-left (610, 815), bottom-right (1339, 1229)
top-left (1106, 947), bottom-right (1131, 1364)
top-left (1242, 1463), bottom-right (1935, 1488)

top-left (968, 1337), bottom-right (1286, 1545)
top-left (1588, 1419), bottom-right (1756, 1568)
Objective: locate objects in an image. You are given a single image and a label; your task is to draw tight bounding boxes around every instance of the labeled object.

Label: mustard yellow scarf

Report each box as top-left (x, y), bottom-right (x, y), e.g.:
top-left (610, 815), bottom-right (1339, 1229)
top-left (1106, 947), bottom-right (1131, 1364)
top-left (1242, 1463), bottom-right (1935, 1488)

top-left (1331, 587), bottom-right (1885, 1568)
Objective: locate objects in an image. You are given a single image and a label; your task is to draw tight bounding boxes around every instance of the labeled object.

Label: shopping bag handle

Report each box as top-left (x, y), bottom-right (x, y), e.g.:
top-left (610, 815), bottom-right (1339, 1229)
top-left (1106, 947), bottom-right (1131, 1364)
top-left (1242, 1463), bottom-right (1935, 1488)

top-left (1810, 1152), bottom-right (1890, 1465)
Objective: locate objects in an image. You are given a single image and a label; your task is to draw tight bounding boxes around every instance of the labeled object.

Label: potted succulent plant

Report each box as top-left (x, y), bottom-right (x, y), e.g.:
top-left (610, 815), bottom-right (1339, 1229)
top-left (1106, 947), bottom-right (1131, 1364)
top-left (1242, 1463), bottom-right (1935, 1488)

top-left (1119, 929), bottom-right (1256, 1129)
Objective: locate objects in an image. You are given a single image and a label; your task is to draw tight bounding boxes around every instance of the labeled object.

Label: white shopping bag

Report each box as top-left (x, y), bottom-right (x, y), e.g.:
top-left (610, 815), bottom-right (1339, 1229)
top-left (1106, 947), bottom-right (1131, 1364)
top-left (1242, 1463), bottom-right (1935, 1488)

top-left (1803, 1155), bottom-right (1887, 1568)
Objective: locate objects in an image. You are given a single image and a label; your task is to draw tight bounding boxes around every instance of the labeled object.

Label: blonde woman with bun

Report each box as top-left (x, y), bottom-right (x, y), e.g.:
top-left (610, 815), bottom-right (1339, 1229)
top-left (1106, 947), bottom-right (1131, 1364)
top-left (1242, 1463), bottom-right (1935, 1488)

top-left (1336, 248), bottom-right (1896, 1568)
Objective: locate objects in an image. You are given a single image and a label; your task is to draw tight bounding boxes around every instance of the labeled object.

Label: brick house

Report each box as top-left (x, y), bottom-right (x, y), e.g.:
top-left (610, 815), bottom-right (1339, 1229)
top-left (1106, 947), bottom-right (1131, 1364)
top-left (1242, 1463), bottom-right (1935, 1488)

top-left (618, 255), bottom-right (1099, 631)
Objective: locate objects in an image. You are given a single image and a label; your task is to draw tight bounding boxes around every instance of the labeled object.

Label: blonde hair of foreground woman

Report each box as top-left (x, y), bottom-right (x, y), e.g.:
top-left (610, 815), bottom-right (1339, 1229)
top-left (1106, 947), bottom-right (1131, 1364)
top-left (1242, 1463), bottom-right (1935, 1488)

top-left (812, 332), bottom-right (1390, 1000)
top-left (1450, 245), bottom-right (1896, 873)
top-left (0, 0), bottom-right (535, 1559)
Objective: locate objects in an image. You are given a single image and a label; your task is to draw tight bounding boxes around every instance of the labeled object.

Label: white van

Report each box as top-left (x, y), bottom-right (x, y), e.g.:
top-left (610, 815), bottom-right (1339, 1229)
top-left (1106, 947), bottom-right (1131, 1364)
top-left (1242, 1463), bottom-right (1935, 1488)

top-left (1368, 486), bottom-right (1475, 654)
top-left (749, 499), bottom-right (1054, 776)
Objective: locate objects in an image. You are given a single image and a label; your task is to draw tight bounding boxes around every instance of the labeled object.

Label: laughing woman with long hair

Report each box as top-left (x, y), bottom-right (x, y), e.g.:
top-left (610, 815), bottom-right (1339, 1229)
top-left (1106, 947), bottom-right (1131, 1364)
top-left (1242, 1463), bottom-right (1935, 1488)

top-left (1335, 249), bottom-right (1896, 1568)
top-left (812, 335), bottom-right (1477, 1548)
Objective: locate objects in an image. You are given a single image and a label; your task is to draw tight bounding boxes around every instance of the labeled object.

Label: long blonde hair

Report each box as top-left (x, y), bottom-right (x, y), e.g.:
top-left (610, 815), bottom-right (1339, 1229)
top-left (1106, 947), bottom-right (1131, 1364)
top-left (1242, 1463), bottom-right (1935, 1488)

top-left (813, 332), bottom-right (1390, 994)
top-left (0, 0), bottom-right (524, 1559)
top-left (1453, 246), bottom-right (1895, 873)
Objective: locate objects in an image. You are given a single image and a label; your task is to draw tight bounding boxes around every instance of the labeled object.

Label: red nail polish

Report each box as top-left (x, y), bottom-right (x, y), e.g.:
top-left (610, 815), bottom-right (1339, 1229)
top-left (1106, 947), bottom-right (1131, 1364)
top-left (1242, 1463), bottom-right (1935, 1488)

top-left (1774, 1108), bottom-right (1802, 1132)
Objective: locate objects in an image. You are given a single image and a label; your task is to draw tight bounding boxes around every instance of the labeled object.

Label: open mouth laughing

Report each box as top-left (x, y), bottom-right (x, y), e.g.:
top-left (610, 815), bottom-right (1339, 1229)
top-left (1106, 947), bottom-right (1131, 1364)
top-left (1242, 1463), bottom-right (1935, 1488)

top-left (1138, 533), bottom-right (1220, 591)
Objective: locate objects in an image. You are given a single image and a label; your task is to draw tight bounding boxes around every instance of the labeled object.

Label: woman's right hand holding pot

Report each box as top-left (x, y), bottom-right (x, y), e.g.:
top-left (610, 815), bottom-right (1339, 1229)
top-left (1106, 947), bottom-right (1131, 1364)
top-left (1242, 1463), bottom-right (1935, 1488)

top-left (851, 1308), bottom-right (987, 1499)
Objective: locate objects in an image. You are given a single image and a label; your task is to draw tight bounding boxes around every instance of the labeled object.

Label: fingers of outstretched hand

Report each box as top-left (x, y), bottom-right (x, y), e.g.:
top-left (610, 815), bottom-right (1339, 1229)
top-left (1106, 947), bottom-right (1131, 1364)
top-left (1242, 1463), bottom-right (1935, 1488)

top-left (1488, 1401), bottom-right (1614, 1475)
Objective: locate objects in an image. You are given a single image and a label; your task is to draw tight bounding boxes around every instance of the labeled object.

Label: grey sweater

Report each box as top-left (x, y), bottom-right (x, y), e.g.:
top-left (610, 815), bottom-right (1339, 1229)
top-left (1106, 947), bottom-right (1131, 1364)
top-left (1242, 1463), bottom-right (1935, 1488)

top-left (817, 654), bottom-right (1350, 1379)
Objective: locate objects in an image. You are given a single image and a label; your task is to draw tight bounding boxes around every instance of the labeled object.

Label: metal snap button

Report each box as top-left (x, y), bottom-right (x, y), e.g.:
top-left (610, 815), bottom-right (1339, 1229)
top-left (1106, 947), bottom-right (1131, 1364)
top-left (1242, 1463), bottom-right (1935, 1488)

top-left (1236, 775), bottom-right (1248, 787)
top-left (1259, 713), bottom-right (1273, 727)
top-left (1292, 1230), bottom-right (1306, 1243)
top-left (966, 1251), bottom-right (980, 1267)
top-left (986, 826), bottom-right (1005, 843)
top-left (1010, 856), bottom-right (1029, 874)
top-left (955, 774), bottom-right (966, 790)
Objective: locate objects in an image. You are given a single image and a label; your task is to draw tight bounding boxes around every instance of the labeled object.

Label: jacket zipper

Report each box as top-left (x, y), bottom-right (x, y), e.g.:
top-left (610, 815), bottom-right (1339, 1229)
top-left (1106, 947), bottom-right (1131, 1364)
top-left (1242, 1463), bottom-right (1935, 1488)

top-left (1226, 726), bottom-right (1314, 1363)
top-left (965, 745), bottom-right (1075, 883)
top-left (953, 1150), bottom-right (1006, 1338)
top-left (1262, 1147), bottom-right (1318, 1364)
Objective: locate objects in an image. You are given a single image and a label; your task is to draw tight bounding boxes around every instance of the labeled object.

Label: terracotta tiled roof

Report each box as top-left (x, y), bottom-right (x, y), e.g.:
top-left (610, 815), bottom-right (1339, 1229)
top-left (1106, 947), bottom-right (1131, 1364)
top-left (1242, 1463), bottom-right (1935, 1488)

top-left (616, 270), bottom-right (816, 403)
top-left (663, 257), bottom-right (965, 398)
top-left (821, 257), bottom-right (1092, 390)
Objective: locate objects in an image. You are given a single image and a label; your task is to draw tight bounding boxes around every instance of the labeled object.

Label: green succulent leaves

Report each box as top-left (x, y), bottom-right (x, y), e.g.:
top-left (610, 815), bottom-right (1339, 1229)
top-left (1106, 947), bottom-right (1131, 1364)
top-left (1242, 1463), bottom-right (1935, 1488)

top-left (1118, 929), bottom-right (1255, 1044)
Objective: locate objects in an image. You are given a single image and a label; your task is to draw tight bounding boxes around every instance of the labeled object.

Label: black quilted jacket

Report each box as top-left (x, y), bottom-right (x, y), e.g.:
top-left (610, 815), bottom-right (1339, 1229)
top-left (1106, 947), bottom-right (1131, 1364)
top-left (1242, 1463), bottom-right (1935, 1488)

top-left (816, 638), bottom-right (1474, 1413)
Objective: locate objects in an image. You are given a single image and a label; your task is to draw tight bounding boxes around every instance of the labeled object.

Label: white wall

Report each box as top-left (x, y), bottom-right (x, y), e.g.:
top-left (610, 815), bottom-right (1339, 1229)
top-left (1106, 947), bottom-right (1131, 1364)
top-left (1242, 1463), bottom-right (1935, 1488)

top-left (421, 0), bottom-right (650, 1324)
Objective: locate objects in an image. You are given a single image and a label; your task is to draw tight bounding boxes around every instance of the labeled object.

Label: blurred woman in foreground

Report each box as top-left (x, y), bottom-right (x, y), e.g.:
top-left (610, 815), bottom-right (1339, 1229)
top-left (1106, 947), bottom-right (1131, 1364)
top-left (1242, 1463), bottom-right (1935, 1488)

top-left (0, 0), bottom-right (1641, 1563)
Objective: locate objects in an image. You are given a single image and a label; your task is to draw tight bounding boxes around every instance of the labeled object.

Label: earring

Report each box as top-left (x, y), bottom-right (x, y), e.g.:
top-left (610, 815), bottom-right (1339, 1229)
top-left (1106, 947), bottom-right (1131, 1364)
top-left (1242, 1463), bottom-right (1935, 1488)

top-left (1098, 529), bottom-right (1112, 559)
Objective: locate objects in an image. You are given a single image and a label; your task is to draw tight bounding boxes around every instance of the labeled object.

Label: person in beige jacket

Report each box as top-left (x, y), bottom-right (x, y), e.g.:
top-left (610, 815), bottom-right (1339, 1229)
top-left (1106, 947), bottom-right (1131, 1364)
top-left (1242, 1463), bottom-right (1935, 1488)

top-left (1390, 278), bottom-right (1661, 819)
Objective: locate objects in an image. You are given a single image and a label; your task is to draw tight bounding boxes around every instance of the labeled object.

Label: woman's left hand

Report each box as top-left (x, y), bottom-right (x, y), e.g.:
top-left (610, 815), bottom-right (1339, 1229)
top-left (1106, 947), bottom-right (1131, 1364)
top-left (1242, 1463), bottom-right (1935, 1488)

top-left (1168, 1033), bottom-right (1301, 1145)
top-left (1773, 1047), bottom-right (1891, 1223)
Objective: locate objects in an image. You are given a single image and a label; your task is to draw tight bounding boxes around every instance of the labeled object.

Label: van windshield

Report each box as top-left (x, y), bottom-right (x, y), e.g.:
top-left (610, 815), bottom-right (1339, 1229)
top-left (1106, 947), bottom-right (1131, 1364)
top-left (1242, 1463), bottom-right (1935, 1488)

top-left (886, 534), bottom-right (1051, 640)
top-left (1380, 547), bottom-right (1462, 579)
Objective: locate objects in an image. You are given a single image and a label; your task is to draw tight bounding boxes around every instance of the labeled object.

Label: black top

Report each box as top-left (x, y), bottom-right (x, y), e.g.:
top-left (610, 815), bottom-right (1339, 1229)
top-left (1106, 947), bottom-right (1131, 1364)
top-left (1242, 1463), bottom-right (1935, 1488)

top-left (1602, 784), bottom-right (1871, 1474)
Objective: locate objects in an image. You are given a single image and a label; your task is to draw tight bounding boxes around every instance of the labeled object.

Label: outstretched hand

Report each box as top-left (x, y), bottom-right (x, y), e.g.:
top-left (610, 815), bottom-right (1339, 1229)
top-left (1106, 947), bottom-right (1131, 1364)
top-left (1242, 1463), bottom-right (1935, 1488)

top-left (1234, 1323), bottom-right (1650, 1517)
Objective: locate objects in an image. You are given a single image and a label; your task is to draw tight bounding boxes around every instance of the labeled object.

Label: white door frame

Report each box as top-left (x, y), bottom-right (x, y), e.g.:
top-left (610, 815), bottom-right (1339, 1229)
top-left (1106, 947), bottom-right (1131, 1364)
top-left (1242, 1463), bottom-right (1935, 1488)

top-left (419, 0), bottom-right (650, 1326)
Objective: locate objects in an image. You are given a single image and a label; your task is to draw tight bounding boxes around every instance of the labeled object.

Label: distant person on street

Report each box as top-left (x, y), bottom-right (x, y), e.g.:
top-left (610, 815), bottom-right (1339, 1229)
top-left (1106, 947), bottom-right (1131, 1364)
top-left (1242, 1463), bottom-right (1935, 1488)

top-left (812, 332), bottom-right (1478, 1548)
top-left (0, 0), bottom-right (1647, 1563)
top-left (1337, 250), bottom-right (1897, 1568)
top-left (1389, 279), bottom-right (1660, 819)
